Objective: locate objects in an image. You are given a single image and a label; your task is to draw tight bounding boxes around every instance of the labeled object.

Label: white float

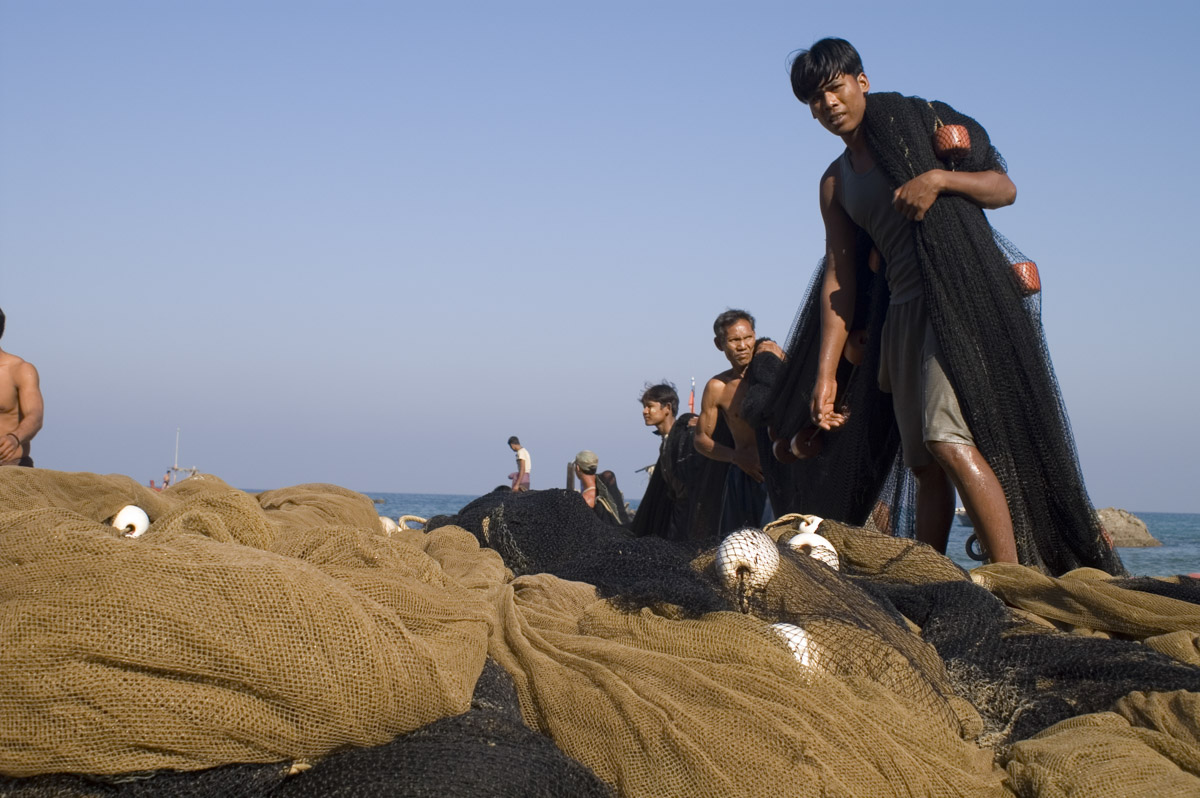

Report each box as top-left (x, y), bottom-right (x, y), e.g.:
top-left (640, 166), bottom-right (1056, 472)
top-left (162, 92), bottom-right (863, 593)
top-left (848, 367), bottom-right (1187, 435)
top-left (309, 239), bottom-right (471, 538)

top-left (786, 530), bottom-right (840, 571)
top-left (771, 622), bottom-right (820, 668)
top-left (379, 516), bottom-right (399, 536)
top-left (714, 527), bottom-right (780, 591)
top-left (111, 505), bottom-right (150, 538)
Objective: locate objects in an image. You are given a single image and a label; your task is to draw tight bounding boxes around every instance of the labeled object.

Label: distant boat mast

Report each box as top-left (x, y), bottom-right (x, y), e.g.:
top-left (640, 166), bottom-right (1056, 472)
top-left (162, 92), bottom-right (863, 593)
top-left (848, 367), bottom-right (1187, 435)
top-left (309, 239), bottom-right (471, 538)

top-left (168, 427), bottom-right (200, 483)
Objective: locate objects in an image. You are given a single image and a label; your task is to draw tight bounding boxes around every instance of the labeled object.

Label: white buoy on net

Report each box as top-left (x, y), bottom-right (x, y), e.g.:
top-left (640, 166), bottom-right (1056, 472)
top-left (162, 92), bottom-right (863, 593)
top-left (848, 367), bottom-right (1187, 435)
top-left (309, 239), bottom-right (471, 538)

top-left (111, 505), bottom-right (150, 538)
top-left (771, 622), bottom-right (820, 668)
top-left (714, 527), bottom-right (780, 591)
top-left (379, 516), bottom-right (399, 536)
top-left (792, 513), bottom-right (824, 537)
top-left (786, 530), bottom-right (840, 571)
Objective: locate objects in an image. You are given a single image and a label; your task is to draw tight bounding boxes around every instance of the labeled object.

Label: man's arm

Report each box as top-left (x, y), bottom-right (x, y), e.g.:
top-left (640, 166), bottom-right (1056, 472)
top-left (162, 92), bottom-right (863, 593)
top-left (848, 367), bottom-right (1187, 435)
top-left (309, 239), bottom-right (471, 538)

top-left (0, 363), bottom-right (43, 461)
top-left (693, 377), bottom-right (733, 462)
top-left (512, 455), bottom-right (527, 489)
top-left (891, 169), bottom-right (1016, 222)
top-left (694, 377), bottom-right (764, 481)
top-left (812, 164), bottom-right (857, 430)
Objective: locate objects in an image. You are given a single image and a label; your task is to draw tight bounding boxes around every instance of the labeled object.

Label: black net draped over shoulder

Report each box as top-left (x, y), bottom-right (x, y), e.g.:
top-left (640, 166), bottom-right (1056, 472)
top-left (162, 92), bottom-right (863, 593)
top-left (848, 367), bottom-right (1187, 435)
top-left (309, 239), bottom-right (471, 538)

top-left (765, 91), bottom-right (1124, 577)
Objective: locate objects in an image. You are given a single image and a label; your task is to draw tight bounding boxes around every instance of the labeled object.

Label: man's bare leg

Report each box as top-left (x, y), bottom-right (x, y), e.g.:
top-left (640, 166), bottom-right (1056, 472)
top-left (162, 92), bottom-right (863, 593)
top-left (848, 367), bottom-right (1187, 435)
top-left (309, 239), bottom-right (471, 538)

top-left (927, 441), bottom-right (1018, 563)
top-left (912, 461), bottom-right (955, 553)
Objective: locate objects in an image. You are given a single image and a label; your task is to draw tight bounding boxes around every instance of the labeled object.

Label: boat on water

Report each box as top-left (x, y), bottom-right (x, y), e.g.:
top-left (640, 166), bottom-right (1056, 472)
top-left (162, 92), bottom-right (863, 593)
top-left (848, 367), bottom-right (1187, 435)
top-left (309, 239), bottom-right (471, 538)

top-left (153, 428), bottom-right (200, 489)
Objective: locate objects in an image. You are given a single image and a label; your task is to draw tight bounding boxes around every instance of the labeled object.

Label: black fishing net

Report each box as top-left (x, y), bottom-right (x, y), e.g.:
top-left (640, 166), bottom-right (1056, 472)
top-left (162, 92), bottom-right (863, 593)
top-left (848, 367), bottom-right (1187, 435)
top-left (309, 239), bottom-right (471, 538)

top-left (439, 489), bottom-right (728, 617)
top-left (875, 578), bottom-right (1200, 752)
top-left (766, 91), bottom-right (1124, 577)
top-left (1108, 576), bottom-right (1200, 606)
top-left (698, 537), bottom-right (971, 735)
top-left (273, 660), bottom-right (614, 798)
top-left (764, 238), bottom-right (915, 532)
top-left (0, 763), bottom-right (291, 798)
top-left (631, 412), bottom-right (701, 544)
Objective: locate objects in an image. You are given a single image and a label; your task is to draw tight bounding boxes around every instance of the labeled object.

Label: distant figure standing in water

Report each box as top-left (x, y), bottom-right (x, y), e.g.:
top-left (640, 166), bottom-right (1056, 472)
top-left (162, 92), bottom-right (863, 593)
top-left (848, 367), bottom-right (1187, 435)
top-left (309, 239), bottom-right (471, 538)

top-left (508, 436), bottom-right (531, 491)
top-left (0, 308), bottom-right (44, 468)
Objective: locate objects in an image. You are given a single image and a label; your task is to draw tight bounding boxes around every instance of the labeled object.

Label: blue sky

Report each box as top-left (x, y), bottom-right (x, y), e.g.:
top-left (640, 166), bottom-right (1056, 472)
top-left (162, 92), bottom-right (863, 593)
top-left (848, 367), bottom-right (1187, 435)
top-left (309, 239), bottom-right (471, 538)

top-left (2, 1), bottom-right (1198, 511)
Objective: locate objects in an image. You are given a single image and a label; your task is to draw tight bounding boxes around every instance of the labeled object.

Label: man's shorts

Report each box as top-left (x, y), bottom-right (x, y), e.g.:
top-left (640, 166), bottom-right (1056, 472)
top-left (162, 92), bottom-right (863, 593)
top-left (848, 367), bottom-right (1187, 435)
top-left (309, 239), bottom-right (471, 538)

top-left (878, 296), bottom-right (973, 469)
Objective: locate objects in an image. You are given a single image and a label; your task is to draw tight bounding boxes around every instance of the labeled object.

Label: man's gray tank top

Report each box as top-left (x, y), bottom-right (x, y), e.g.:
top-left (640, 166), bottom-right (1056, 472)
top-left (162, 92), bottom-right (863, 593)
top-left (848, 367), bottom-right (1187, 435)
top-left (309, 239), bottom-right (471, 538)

top-left (837, 150), bottom-right (923, 304)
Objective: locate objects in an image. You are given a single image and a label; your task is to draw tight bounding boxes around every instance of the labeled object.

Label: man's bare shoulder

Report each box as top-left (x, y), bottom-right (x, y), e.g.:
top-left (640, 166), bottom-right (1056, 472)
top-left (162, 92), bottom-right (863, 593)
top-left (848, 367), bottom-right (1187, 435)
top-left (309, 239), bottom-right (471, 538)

top-left (705, 368), bottom-right (738, 390)
top-left (820, 159), bottom-right (844, 207)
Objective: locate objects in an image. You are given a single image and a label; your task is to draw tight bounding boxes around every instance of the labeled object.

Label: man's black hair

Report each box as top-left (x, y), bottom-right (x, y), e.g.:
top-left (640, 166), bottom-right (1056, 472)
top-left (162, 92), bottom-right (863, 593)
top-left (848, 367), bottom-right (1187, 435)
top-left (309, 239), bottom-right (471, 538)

top-left (789, 38), bottom-right (864, 104)
top-left (0, 308), bottom-right (5, 341)
top-left (507, 436), bottom-right (520, 446)
top-left (640, 382), bottom-right (679, 416)
top-left (713, 309), bottom-right (755, 345)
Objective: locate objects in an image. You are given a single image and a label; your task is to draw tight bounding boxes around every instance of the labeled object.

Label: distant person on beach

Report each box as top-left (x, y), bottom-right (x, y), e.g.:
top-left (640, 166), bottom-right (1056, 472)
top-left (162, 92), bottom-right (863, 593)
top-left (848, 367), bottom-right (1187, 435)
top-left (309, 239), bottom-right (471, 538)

top-left (632, 382), bottom-right (700, 541)
top-left (694, 310), bottom-right (780, 531)
top-left (783, 38), bottom-right (1123, 575)
top-left (507, 436), bottom-right (531, 491)
top-left (573, 450), bottom-right (624, 527)
top-left (0, 308), bottom-right (44, 468)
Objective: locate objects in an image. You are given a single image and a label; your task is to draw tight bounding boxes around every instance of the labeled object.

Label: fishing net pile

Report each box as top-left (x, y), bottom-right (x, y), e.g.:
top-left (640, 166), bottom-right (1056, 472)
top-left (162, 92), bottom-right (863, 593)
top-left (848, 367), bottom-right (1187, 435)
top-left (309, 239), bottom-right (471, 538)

top-left (765, 91), bottom-right (1123, 577)
top-left (2, 470), bottom-right (1199, 796)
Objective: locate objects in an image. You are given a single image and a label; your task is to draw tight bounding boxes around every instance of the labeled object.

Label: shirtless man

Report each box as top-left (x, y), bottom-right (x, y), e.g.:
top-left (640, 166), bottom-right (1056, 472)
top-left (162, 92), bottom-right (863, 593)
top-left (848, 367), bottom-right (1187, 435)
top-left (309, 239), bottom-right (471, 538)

top-left (0, 309), bottom-right (44, 467)
top-left (694, 310), bottom-right (781, 529)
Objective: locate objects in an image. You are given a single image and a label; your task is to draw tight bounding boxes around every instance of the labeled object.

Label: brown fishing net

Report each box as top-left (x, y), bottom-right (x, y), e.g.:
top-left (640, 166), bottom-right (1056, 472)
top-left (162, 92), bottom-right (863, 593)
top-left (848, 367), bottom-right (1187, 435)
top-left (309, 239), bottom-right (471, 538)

top-left (489, 573), bottom-right (1007, 797)
top-left (3, 470), bottom-right (1200, 797)
top-left (1005, 691), bottom-right (1200, 797)
top-left (0, 469), bottom-right (495, 778)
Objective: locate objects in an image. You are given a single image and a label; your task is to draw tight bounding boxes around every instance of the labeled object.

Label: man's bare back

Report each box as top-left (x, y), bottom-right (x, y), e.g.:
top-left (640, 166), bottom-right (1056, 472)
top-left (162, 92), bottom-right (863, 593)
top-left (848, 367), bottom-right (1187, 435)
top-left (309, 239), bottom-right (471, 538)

top-left (0, 350), bottom-right (44, 466)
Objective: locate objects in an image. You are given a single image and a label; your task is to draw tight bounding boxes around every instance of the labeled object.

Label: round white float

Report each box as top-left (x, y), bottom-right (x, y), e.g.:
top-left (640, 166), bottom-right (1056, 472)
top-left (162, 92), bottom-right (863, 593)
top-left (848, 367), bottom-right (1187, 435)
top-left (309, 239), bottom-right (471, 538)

top-left (714, 527), bottom-right (780, 591)
top-left (786, 531), bottom-right (840, 571)
top-left (111, 505), bottom-right (150, 538)
top-left (771, 622), bottom-right (820, 668)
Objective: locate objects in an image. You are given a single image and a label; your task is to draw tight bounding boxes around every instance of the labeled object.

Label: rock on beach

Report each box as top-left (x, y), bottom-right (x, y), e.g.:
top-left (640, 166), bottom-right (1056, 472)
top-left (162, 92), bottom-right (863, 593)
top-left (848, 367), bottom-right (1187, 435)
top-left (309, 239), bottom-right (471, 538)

top-left (1095, 507), bottom-right (1161, 548)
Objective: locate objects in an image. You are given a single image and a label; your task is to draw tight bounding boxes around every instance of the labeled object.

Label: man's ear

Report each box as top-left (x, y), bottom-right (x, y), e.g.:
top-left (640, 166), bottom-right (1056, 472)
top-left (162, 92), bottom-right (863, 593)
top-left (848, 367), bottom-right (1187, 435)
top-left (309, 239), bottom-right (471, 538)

top-left (713, 336), bottom-right (722, 351)
top-left (857, 72), bottom-right (870, 92)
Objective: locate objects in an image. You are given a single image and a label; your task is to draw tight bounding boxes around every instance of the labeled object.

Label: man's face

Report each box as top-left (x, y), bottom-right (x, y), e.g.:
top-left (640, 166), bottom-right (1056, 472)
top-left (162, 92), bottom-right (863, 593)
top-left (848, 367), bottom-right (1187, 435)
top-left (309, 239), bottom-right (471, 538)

top-left (509, 442), bottom-right (520, 452)
top-left (642, 401), bottom-right (672, 428)
top-left (717, 319), bottom-right (756, 370)
top-left (809, 72), bottom-right (870, 137)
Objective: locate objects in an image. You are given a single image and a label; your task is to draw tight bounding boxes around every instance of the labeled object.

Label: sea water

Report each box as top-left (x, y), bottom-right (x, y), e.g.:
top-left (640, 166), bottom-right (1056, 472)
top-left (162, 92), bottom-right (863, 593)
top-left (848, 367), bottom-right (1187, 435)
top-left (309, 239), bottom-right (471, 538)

top-left (368, 491), bottom-right (1200, 578)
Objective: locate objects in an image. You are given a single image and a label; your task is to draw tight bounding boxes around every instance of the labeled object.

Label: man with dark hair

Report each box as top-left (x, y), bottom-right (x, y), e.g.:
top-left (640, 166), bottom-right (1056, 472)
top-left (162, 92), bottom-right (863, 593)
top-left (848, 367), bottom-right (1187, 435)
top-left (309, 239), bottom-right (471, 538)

top-left (507, 436), bottom-right (531, 491)
top-left (0, 308), bottom-right (44, 467)
top-left (633, 381), bottom-right (699, 541)
top-left (784, 38), bottom-right (1122, 575)
top-left (695, 310), bottom-right (780, 531)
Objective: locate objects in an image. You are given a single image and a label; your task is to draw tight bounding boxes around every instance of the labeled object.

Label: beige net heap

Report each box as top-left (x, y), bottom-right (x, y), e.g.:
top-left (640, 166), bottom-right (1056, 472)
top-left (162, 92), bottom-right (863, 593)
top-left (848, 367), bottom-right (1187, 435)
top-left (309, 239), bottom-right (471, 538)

top-left (1, 470), bottom-right (1199, 797)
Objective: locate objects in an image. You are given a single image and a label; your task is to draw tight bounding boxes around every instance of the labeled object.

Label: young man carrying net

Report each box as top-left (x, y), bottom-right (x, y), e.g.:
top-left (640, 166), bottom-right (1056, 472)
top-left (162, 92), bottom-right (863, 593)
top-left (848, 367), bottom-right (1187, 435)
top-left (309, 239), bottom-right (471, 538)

top-left (784, 38), bottom-right (1122, 575)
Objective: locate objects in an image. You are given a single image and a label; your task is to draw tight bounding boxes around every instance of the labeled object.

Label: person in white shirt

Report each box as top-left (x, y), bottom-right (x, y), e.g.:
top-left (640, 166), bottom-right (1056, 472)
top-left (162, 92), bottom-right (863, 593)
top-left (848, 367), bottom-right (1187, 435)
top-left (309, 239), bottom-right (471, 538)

top-left (507, 436), bottom-right (531, 491)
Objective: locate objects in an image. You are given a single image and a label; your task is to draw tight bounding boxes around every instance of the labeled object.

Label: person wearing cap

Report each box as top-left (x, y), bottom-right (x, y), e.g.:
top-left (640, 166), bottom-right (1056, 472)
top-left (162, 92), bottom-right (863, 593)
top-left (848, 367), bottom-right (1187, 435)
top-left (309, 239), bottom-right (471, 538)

top-left (573, 450), bottom-right (625, 527)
